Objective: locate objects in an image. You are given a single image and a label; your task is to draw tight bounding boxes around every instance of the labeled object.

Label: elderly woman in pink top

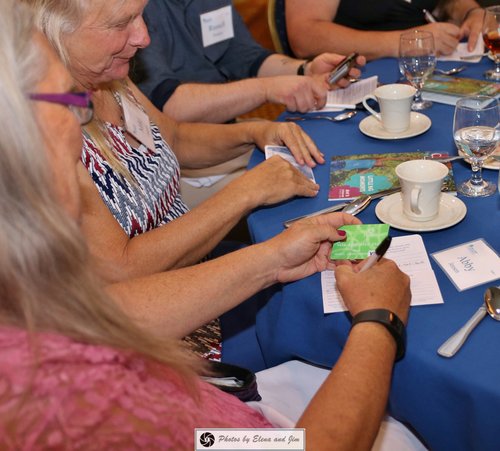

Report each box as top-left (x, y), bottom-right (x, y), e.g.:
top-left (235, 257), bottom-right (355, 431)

top-left (0, 2), bottom-right (426, 449)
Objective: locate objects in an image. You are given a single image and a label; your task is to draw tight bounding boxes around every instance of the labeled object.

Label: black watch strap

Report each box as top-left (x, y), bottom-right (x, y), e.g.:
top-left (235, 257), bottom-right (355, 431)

top-left (297, 60), bottom-right (309, 76)
top-left (351, 309), bottom-right (406, 361)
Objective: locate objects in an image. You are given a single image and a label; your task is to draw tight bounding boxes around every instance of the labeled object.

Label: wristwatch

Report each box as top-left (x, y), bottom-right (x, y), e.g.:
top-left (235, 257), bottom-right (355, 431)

top-left (351, 309), bottom-right (406, 361)
top-left (297, 60), bottom-right (309, 76)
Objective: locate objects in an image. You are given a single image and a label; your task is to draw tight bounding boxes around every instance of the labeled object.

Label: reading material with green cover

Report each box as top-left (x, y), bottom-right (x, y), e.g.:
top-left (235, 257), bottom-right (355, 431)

top-left (329, 151), bottom-right (456, 200)
top-left (422, 75), bottom-right (500, 106)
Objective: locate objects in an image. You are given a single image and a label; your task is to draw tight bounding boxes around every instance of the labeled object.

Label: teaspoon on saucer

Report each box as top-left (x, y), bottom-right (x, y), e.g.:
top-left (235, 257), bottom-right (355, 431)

top-left (285, 110), bottom-right (357, 123)
top-left (437, 286), bottom-right (500, 358)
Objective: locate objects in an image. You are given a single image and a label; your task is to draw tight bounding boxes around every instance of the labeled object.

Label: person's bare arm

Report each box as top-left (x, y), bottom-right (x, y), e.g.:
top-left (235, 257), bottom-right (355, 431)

top-left (443, 0), bottom-right (483, 51)
top-left (79, 157), bottom-right (320, 282)
top-left (286, 0), bottom-right (461, 60)
top-left (297, 260), bottom-right (411, 450)
top-left (128, 79), bottom-right (324, 168)
top-left (106, 213), bottom-right (360, 339)
top-left (441, 0), bottom-right (481, 23)
top-left (162, 78), bottom-right (270, 123)
top-left (160, 52), bottom-right (364, 122)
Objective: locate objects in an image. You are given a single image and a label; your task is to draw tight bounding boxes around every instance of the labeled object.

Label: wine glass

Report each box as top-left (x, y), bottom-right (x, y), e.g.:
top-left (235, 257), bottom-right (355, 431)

top-left (483, 6), bottom-right (500, 81)
top-left (453, 95), bottom-right (500, 197)
top-left (399, 30), bottom-right (436, 110)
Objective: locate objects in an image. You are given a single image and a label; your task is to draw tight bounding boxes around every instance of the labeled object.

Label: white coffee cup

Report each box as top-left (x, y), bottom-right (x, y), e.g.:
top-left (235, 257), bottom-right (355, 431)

top-left (362, 84), bottom-right (417, 133)
top-left (395, 160), bottom-right (449, 222)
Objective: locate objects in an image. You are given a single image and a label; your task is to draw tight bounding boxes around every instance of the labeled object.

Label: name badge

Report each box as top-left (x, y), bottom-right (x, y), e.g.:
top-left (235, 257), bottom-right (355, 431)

top-left (432, 239), bottom-right (500, 291)
top-left (200, 5), bottom-right (234, 48)
top-left (119, 92), bottom-right (155, 151)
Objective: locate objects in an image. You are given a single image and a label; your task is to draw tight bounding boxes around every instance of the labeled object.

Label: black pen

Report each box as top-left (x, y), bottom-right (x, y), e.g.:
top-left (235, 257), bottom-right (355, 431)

top-left (423, 9), bottom-right (437, 23)
top-left (359, 236), bottom-right (392, 273)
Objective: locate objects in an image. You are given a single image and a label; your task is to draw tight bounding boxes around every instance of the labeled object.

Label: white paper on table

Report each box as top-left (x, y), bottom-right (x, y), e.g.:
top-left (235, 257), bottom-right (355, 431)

top-left (431, 238), bottom-right (500, 291)
top-left (438, 40), bottom-right (484, 63)
top-left (322, 234), bottom-right (444, 313)
top-left (315, 76), bottom-right (378, 112)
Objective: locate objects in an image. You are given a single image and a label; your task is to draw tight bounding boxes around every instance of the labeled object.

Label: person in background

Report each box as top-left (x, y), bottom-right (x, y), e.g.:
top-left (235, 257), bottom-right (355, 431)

top-left (286, 0), bottom-right (484, 61)
top-left (0, 5), bottom-right (424, 449)
top-left (132, 0), bottom-right (365, 206)
top-left (134, 0), bottom-right (364, 123)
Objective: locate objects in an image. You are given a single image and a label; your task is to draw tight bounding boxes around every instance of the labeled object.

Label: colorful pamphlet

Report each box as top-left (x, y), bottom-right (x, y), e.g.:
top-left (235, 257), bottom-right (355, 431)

top-left (328, 152), bottom-right (457, 200)
top-left (422, 75), bottom-right (500, 106)
top-left (330, 224), bottom-right (390, 260)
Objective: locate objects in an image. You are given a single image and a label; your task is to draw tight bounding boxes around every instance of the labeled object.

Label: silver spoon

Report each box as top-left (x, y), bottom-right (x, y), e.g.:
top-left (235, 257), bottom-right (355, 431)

top-left (283, 186), bottom-right (400, 227)
top-left (437, 286), bottom-right (500, 358)
top-left (424, 154), bottom-right (500, 163)
top-left (285, 110), bottom-right (357, 123)
top-left (433, 66), bottom-right (467, 76)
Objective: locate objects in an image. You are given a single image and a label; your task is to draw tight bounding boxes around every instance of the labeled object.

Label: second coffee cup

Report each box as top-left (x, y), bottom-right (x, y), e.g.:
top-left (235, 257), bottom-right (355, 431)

top-left (395, 160), bottom-right (449, 222)
top-left (362, 84), bottom-right (417, 133)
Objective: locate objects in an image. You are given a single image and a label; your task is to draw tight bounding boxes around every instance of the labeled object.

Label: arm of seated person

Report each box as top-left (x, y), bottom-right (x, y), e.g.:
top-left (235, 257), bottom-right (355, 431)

top-left (128, 79), bottom-right (324, 168)
top-left (443, 0), bottom-right (483, 51)
top-left (79, 158), bottom-right (319, 283)
top-left (296, 260), bottom-right (411, 450)
top-left (286, 0), bottom-right (461, 59)
top-left (106, 213), bottom-right (360, 340)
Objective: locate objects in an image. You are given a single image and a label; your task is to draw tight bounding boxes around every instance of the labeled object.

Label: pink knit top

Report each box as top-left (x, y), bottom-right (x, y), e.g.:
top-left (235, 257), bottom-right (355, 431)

top-left (0, 327), bottom-right (271, 449)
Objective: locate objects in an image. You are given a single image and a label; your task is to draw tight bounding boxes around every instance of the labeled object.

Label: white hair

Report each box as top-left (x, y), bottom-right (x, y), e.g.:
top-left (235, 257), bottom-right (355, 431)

top-left (0, 0), bottom-right (198, 380)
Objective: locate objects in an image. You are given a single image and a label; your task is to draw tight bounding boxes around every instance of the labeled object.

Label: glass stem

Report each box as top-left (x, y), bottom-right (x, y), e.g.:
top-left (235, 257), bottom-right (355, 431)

top-left (470, 160), bottom-right (484, 186)
top-left (495, 60), bottom-right (500, 76)
top-left (413, 87), bottom-right (423, 104)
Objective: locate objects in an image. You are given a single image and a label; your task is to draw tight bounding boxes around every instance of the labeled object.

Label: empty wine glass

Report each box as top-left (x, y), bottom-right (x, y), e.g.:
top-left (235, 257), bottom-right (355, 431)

top-left (453, 95), bottom-right (500, 197)
top-left (483, 6), bottom-right (500, 81)
top-left (399, 30), bottom-right (436, 110)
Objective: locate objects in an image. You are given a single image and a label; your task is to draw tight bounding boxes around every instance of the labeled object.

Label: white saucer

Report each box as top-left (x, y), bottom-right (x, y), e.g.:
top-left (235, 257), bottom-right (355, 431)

top-left (483, 149), bottom-right (500, 170)
top-left (375, 193), bottom-right (467, 232)
top-left (359, 112), bottom-right (431, 140)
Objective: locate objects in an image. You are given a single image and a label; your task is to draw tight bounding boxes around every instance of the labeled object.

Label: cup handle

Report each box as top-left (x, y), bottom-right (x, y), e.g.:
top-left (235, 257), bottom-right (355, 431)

top-left (362, 95), bottom-right (381, 122)
top-left (410, 187), bottom-right (421, 215)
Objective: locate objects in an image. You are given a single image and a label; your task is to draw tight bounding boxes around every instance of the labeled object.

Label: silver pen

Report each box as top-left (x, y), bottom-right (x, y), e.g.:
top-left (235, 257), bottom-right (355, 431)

top-left (423, 9), bottom-right (437, 23)
top-left (359, 236), bottom-right (392, 273)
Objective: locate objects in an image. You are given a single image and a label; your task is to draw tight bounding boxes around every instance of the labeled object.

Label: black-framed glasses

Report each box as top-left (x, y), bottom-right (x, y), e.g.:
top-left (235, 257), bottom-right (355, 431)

top-left (29, 91), bottom-right (94, 125)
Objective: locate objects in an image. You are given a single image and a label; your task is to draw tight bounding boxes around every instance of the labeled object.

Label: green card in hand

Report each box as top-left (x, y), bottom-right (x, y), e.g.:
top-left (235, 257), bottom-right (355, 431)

top-left (330, 224), bottom-right (390, 260)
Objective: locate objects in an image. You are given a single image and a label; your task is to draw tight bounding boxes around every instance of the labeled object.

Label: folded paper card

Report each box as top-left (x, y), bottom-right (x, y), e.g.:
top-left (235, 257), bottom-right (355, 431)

top-left (330, 224), bottom-right (390, 260)
top-left (323, 234), bottom-right (443, 313)
top-left (316, 76), bottom-right (378, 112)
top-left (431, 239), bottom-right (500, 291)
top-left (438, 40), bottom-right (484, 63)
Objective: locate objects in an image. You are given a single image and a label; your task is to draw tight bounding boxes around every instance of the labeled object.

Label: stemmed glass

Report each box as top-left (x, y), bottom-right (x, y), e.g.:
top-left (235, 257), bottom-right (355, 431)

top-left (483, 6), bottom-right (500, 80)
top-left (399, 30), bottom-right (436, 110)
top-left (453, 95), bottom-right (500, 197)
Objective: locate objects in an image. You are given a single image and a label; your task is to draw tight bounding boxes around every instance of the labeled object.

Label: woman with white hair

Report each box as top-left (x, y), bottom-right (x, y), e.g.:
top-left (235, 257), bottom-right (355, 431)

top-left (22, 0), bottom-right (328, 286)
top-left (0, 5), bottom-right (422, 448)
